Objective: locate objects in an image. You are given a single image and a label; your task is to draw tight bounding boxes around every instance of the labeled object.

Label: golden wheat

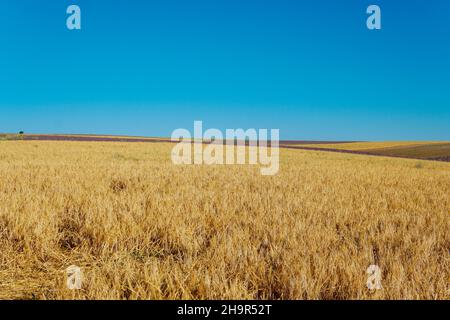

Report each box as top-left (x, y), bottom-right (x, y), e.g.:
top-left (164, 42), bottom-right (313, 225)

top-left (0, 141), bottom-right (448, 299)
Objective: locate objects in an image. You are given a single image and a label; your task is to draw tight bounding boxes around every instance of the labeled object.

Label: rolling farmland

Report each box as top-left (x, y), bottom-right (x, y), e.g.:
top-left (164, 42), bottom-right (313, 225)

top-left (0, 140), bottom-right (448, 299)
top-left (281, 141), bottom-right (450, 162)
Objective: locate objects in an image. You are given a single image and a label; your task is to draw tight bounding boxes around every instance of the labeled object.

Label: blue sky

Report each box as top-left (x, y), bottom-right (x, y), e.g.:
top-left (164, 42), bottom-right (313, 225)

top-left (1, 0), bottom-right (449, 140)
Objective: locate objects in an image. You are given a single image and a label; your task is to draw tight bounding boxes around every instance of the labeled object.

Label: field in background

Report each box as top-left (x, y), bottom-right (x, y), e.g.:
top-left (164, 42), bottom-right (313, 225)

top-left (364, 143), bottom-right (450, 159)
top-left (283, 142), bottom-right (444, 151)
top-left (283, 141), bottom-right (450, 162)
top-left (0, 141), bottom-right (449, 299)
top-left (4, 134), bottom-right (450, 162)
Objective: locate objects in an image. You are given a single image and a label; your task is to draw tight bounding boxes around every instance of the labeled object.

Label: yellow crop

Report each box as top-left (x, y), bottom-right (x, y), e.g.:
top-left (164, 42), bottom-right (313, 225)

top-left (0, 141), bottom-right (448, 299)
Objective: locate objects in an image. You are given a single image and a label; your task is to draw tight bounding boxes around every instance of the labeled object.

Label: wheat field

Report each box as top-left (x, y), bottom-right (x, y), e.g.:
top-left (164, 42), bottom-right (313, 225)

top-left (0, 141), bottom-right (448, 299)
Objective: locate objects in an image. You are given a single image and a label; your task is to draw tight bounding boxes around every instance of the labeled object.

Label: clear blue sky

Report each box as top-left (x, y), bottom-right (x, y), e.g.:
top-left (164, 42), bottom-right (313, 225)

top-left (1, 0), bottom-right (449, 140)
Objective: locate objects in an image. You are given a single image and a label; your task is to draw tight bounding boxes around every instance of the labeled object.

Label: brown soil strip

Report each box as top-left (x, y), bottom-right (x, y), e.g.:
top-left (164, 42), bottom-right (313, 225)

top-left (24, 135), bottom-right (170, 143)
top-left (281, 145), bottom-right (450, 162)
